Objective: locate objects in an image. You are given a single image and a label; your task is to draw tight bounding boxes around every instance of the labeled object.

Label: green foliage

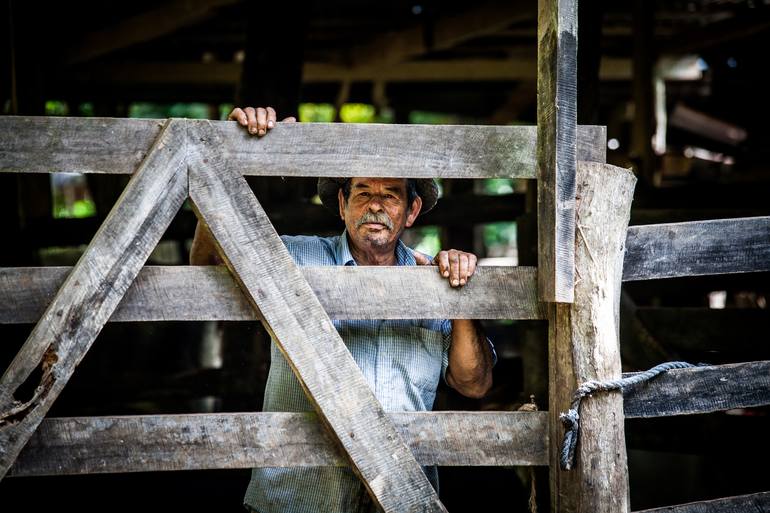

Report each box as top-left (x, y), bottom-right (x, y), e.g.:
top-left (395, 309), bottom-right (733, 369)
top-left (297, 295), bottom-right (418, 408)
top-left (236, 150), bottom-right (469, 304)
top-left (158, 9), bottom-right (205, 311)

top-left (128, 102), bottom-right (213, 119)
top-left (54, 198), bottom-right (97, 219)
top-left (481, 179), bottom-right (515, 195)
top-left (78, 102), bottom-right (95, 117)
top-left (411, 226), bottom-right (442, 257)
top-left (45, 101), bottom-right (69, 116)
top-left (299, 103), bottom-right (336, 122)
top-left (408, 111), bottom-right (459, 125)
top-left (340, 103), bottom-right (376, 123)
top-left (483, 221), bottom-right (517, 251)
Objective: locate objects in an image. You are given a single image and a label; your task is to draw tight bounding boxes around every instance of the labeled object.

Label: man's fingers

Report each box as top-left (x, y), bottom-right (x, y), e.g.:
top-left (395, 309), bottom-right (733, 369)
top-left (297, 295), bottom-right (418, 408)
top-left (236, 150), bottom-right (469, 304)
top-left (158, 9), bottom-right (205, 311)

top-left (459, 253), bottom-right (470, 285)
top-left (449, 251), bottom-right (461, 287)
top-left (411, 249), bottom-right (432, 266)
top-left (468, 254), bottom-right (477, 279)
top-left (283, 116), bottom-right (297, 123)
top-left (228, 107), bottom-right (248, 126)
top-left (245, 107), bottom-right (258, 135)
top-left (438, 251), bottom-right (450, 278)
top-left (256, 107), bottom-right (268, 136)
top-left (266, 107), bottom-right (277, 129)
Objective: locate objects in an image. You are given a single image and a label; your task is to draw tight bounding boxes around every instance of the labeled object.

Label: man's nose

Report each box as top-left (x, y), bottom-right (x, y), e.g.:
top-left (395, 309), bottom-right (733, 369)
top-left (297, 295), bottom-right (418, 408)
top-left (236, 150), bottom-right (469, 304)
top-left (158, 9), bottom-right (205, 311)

top-left (367, 197), bottom-right (384, 211)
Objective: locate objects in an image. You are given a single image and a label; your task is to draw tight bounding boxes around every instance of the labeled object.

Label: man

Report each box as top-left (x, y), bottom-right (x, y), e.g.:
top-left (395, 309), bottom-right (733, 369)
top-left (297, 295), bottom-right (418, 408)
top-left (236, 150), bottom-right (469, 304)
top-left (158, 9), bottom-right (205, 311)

top-left (190, 106), bottom-right (495, 513)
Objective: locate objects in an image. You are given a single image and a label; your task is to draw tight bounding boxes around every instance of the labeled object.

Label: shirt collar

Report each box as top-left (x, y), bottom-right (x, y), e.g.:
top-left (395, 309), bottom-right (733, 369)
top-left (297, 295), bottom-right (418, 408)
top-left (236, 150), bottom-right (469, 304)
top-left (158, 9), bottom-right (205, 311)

top-left (336, 230), bottom-right (415, 267)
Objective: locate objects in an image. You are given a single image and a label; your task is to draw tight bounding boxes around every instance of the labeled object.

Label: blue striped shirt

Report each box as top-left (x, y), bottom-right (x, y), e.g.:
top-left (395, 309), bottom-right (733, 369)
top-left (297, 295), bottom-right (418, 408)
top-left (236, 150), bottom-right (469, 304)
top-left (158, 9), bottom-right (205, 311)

top-left (244, 231), bottom-right (493, 513)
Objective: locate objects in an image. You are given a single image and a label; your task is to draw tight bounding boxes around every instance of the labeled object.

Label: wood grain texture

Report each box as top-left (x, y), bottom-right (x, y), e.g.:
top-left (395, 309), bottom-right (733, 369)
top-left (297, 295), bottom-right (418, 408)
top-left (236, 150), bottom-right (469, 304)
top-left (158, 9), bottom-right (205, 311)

top-left (549, 161), bottom-right (636, 513)
top-left (633, 491), bottom-right (770, 513)
top-left (623, 360), bottom-right (770, 418)
top-left (0, 265), bottom-right (544, 323)
top-left (537, 0), bottom-right (580, 303)
top-left (623, 216), bottom-right (770, 281)
top-left (0, 116), bottom-right (605, 177)
top-left (188, 127), bottom-right (445, 513)
top-left (8, 411), bottom-right (548, 476)
top-left (0, 120), bottom-right (188, 481)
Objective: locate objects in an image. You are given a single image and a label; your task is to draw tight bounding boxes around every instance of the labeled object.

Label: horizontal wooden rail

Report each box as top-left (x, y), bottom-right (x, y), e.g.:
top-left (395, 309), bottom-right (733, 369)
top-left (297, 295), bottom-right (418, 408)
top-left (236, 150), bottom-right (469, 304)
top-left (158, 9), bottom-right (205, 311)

top-left (0, 116), bottom-right (606, 178)
top-left (634, 491), bottom-right (770, 512)
top-left (622, 360), bottom-right (770, 418)
top-left (8, 411), bottom-right (548, 476)
top-left (623, 216), bottom-right (770, 281)
top-left (0, 265), bottom-right (545, 322)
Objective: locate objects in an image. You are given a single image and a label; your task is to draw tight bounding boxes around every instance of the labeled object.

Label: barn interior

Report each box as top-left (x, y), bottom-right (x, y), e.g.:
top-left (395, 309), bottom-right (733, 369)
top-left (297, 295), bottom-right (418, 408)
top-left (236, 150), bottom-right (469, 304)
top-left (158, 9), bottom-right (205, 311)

top-left (1, 0), bottom-right (769, 511)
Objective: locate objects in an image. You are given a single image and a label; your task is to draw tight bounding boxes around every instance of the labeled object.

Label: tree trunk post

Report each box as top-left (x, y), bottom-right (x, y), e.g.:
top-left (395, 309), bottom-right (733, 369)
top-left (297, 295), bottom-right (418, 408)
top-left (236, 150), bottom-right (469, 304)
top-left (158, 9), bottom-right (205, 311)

top-left (549, 161), bottom-right (636, 512)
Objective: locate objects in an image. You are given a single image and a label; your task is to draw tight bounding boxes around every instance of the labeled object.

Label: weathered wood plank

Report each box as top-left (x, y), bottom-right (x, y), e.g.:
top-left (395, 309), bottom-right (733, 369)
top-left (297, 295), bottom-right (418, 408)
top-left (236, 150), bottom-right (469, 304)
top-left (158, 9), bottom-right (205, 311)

top-left (0, 116), bottom-right (605, 177)
top-left (537, 0), bottom-right (580, 303)
top-left (0, 265), bottom-right (544, 323)
top-left (633, 491), bottom-right (770, 513)
top-left (0, 120), bottom-right (188, 481)
top-left (623, 216), bottom-right (770, 281)
top-left (188, 131), bottom-right (445, 512)
top-left (623, 360), bottom-right (770, 418)
top-left (549, 162), bottom-right (636, 512)
top-left (8, 411), bottom-right (548, 476)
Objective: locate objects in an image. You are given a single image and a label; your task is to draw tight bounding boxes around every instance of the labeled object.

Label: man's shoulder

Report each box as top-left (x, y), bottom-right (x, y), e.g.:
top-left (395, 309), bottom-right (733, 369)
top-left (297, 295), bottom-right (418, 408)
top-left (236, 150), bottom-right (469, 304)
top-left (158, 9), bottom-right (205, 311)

top-left (280, 234), bottom-right (340, 265)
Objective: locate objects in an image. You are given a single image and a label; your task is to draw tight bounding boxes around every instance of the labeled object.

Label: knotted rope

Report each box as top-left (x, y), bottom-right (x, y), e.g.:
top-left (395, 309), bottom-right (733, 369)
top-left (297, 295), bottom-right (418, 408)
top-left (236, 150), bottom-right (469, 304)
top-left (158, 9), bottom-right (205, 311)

top-left (559, 361), bottom-right (700, 470)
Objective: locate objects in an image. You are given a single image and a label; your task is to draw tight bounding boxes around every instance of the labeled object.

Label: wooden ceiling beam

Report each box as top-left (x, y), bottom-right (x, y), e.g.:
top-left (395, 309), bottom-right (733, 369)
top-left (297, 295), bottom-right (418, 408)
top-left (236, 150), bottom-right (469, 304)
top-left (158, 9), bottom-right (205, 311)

top-left (347, 0), bottom-right (536, 69)
top-left (62, 0), bottom-right (239, 66)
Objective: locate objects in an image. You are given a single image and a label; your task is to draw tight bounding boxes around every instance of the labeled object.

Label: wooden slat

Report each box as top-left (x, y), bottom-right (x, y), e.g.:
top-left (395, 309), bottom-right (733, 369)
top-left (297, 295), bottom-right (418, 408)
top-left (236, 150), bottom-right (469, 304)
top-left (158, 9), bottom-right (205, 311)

top-left (188, 132), bottom-right (445, 512)
top-left (0, 120), bottom-right (188, 480)
top-left (8, 411), bottom-right (548, 476)
top-left (622, 360), bottom-right (770, 419)
top-left (0, 116), bottom-right (606, 177)
top-left (634, 491), bottom-right (770, 513)
top-left (0, 265), bottom-right (544, 323)
top-left (537, 0), bottom-right (579, 303)
top-left (623, 216), bottom-right (770, 281)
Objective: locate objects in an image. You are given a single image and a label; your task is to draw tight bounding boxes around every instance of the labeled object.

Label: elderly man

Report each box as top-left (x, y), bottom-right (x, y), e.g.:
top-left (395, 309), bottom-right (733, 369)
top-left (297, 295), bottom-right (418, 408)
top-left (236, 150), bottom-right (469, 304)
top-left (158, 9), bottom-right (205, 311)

top-left (190, 106), bottom-right (495, 513)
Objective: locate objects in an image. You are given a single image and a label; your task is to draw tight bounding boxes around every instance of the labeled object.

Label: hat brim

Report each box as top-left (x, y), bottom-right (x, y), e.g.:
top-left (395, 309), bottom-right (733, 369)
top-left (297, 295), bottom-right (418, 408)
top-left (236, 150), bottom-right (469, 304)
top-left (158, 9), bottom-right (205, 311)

top-left (317, 178), bottom-right (439, 214)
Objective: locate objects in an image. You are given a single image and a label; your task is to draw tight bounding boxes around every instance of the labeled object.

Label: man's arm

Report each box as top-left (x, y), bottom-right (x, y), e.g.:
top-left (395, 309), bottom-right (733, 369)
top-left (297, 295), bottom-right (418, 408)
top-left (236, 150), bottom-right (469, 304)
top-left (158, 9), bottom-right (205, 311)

top-left (413, 249), bottom-right (494, 398)
top-left (189, 106), bottom-right (295, 265)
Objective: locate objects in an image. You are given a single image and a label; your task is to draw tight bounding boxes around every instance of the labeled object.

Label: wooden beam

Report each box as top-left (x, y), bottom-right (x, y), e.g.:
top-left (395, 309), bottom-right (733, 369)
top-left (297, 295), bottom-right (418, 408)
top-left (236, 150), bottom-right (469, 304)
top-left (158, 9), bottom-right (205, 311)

top-left (623, 360), bottom-right (770, 419)
top-left (348, 1), bottom-right (536, 69)
top-left (0, 120), bottom-right (188, 481)
top-left (0, 116), bottom-right (607, 178)
top-left (8, 411), bottom-right (548, 476)
top-left (62, 0), bottom-right (239, 65)
top-left (59, 57), bottom-right (643, 86)
top-left (549, 162), bottom-right (636, 512)
top-left (188, 129), bottom-right (445, 512)
top-left (537, 0), bottom-right (579, 303)
top-left (0, 265), bottom-right (545, 323)
top-left (633, 491), bottom-right (770, 513)
top-left (623, 216), bottom-right (770, 281)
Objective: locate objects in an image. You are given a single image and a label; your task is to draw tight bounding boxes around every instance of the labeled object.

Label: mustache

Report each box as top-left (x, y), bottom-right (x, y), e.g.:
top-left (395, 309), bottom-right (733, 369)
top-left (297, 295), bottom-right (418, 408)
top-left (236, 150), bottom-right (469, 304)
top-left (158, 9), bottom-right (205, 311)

top-left (356, 211), bottom-right (394, 230)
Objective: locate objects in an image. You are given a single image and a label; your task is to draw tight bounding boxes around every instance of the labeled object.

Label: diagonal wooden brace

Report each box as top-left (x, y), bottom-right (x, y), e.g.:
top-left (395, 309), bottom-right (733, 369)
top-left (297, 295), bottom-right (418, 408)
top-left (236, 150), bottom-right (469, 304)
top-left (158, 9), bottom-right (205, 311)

top-left (0, 119), bottom-right (189, 480)
top-left (188, 121), bottom-right (446, 513)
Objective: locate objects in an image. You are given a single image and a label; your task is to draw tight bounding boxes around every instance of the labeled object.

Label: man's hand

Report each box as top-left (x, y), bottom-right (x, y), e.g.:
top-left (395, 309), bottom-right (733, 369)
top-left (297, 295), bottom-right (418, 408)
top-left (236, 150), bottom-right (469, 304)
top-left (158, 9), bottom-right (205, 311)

top-left (413, 249), bottom-right (478, 288)
top-left (227, 106), bottom-right (297, 136)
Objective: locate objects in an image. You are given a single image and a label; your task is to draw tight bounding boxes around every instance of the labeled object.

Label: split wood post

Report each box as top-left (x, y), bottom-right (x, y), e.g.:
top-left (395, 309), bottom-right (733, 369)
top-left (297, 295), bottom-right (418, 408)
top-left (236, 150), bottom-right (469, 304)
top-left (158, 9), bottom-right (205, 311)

top-left (537, 0), bottom-right (578, 302)
top-left (548, 161), bottom-right (636, 512)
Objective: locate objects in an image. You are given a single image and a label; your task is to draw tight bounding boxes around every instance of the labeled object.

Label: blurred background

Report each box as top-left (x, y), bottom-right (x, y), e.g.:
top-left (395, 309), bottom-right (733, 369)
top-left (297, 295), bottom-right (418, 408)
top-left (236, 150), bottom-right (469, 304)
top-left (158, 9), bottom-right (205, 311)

top-left (1, 0), bottom-right (769, 511)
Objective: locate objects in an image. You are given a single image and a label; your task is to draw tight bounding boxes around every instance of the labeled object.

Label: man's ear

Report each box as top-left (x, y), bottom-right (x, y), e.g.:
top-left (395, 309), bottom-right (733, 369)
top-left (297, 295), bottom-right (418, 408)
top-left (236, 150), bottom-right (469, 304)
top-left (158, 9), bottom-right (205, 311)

top-left (405, 196), bottom-right (423, 228)
top-left (337, 188), bottom-right (346, 220)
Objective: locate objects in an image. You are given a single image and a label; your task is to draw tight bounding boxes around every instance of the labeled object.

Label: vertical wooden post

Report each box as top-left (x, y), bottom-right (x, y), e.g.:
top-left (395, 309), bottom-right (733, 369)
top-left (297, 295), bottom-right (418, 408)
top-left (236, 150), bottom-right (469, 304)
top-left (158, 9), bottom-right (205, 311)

top-left (548, 161), bottom-right (636, 512)
top-left (632, 0), bottom-right (656, 185)
top-left (537, 0), bottom-right (578, 303)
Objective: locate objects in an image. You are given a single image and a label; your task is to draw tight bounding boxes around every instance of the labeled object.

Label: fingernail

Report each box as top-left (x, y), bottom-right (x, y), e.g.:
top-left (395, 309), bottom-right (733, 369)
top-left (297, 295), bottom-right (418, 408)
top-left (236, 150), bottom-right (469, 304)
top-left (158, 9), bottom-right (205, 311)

top-left (460, 279), bottom-right (466, 285)
top-left (268, 121), bottom-right (274, 128)
top-left (258, 129), bottom-right (265, 136)
top-left (452, 280), bottom-right (459, 286)
top-left (443, 271), bottom-right (449, 277)
top-left (249, 127), bottom-right (257, 134)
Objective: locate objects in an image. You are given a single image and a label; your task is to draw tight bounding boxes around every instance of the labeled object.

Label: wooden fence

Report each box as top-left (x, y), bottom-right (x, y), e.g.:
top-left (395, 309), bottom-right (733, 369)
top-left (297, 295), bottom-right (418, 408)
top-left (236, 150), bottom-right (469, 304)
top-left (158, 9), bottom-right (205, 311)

top-left (0, 115), bottom-right (768, 512)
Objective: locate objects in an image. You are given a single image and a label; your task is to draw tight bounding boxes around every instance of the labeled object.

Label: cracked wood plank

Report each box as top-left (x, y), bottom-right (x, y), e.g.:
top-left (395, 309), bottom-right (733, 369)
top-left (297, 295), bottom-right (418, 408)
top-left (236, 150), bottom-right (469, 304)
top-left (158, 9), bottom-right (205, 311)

top-left (0, 119), bottom-right (188, 481)
top-left (188, 126), bottom-right (445, 513)
top-left (8, 411), bottom-right (548, 476)
top-left (0, 265), bottom-right (544, 323)
top-left (633, 491), bottom-right (770, 512)
top-left (0, 116), bottom-right (605, 177)
top-left (537, 0), bottom-right (580, 302)
top-left (623, 216), bottom-right (770, 281)
top-left (623, 360), bottom-right (770, 418)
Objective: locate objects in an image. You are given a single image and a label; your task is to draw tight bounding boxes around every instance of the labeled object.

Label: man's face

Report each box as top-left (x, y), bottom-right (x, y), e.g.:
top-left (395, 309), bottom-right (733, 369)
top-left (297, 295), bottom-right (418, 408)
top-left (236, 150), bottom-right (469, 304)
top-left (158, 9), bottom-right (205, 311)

top-left (338, 178), bottom-right (422, 251)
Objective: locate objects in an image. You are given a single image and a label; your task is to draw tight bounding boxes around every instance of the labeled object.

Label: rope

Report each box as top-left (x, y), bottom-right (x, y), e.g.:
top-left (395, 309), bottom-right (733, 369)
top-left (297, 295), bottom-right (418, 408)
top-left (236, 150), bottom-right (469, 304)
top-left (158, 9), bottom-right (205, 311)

top-left (559, 361), bottom-right (700, 471)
